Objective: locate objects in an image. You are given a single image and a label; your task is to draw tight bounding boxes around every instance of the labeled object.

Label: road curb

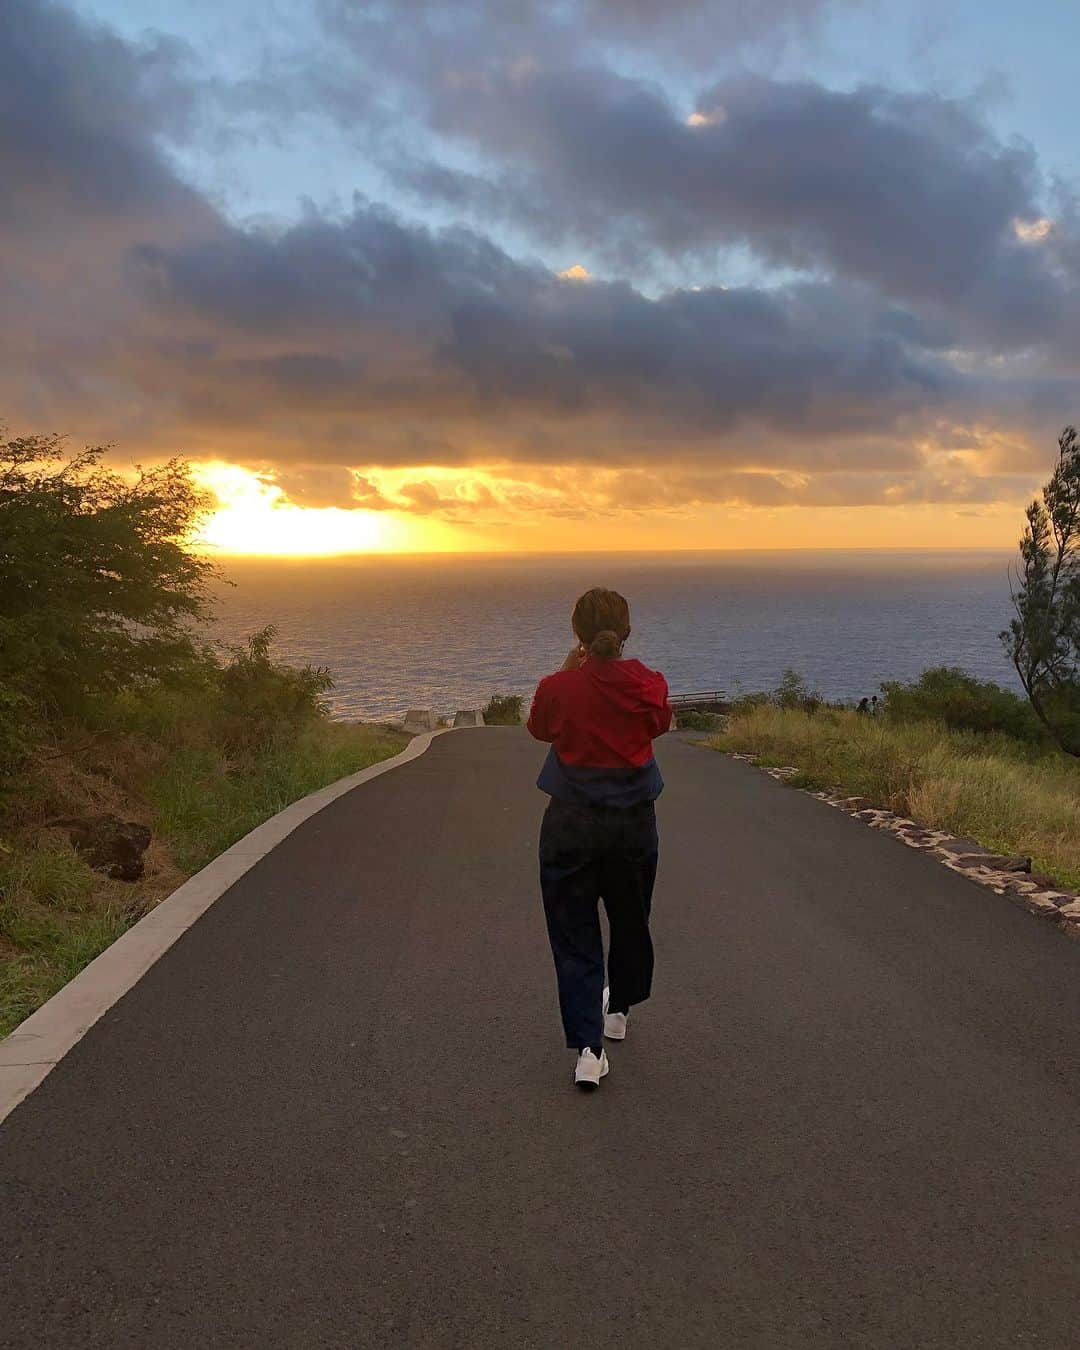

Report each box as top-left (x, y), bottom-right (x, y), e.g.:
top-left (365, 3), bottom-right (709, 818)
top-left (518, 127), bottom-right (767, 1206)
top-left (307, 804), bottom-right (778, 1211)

top-left (0, 727), bottom-right (453, 1126)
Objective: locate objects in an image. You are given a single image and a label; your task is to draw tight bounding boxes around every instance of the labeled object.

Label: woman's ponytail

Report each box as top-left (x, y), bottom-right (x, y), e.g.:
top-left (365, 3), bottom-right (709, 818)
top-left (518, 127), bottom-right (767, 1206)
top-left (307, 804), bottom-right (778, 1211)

top-left (588, 629), bottom-right (623, 661)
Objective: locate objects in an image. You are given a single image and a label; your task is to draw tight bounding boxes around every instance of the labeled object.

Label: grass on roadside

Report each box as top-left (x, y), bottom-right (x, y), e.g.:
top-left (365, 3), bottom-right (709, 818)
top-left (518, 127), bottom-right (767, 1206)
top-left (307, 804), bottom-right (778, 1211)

top-left (0, 718), bottom-right (407, 1035)
top-left (711, 705), bottom-right (1080, 890)
top-left (151, 719), bottom-right (408, 872)
top-left (0, 841), bottom-right (138, 1035)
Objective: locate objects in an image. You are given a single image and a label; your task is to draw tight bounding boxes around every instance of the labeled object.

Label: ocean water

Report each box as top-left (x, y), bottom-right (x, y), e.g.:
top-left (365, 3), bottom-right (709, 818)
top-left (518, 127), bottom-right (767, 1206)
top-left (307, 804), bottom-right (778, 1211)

top-left (208, 551), bottom-right (1021, 721)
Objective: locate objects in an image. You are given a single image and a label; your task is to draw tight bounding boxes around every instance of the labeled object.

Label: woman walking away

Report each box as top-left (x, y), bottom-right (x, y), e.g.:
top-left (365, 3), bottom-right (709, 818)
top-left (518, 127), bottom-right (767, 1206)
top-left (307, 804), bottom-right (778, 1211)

top-left (527, 587), bottom-right (673, 1091)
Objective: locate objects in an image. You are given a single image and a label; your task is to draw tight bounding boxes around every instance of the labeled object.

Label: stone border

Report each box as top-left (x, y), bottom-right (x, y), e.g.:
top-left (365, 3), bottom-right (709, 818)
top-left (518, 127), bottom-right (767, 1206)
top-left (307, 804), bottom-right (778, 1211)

top-left (0, 727), bottom-right (453, 1126)
top-left (729, 753), bottom-right (1080, 940)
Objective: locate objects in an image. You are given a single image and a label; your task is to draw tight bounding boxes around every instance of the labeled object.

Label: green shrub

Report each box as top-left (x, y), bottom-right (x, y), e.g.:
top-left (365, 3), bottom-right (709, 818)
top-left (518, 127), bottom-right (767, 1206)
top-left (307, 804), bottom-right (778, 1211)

top-left (97, 680), bottom-right (215, 749)
top-left (774, 669), bottom-right (823, 714)
top-left (676, 710), bottom-right (724, 731)
top-left (881, 666), bottom-right (1044, 742)
top-left (93, 629), bottom-right (331, 762)
top-left (215, 626), bottom-right (333, 760)
top-left (728, 689), bottom-right (772, 718)
top-left (483, 693), bottom-right (524, 725)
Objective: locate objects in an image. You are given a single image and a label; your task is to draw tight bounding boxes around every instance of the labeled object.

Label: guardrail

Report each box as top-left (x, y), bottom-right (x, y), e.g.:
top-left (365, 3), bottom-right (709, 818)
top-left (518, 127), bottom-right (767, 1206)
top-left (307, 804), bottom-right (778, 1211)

top-left (669, 690), bottom-right (727, 708)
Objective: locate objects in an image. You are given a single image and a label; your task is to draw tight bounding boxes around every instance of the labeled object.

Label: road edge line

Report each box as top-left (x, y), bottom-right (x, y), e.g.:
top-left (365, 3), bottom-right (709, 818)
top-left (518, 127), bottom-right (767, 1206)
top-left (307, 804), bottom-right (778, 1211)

top-left (0, 727), bottom-right (454, 1126)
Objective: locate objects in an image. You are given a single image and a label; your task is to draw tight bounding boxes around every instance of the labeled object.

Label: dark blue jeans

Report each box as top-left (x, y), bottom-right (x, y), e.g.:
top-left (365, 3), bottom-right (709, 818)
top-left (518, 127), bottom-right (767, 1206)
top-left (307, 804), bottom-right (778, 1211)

top-left (539, 796), bottom-right (659, 1050)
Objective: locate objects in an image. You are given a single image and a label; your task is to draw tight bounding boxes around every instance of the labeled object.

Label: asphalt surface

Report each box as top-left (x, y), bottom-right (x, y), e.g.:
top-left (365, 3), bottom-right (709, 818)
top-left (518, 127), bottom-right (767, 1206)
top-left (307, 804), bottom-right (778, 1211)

top-left (3, 728), bottom-right (1080, 1348)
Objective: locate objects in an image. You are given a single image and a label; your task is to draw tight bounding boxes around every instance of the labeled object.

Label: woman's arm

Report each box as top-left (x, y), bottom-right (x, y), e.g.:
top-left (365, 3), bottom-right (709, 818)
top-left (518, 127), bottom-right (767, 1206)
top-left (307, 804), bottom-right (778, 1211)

top-left (527, 648), bottom-right (581, 741)
top-left (559, 643), bottom-right (586, 671)
top-left (647, 674), bottom-right (674, 738)
top-left (527, 679), bottom-right (554, 741)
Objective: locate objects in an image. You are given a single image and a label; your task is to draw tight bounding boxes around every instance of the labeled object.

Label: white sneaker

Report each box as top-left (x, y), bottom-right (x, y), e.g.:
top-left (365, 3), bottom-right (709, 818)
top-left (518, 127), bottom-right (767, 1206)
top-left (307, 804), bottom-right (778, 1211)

top-left (604, 1011), bottom-right (628, 1041)
top-left (574, 1048), bottom-right (609, 1090)
top-left (602, 986), bottom-right (628, 1041)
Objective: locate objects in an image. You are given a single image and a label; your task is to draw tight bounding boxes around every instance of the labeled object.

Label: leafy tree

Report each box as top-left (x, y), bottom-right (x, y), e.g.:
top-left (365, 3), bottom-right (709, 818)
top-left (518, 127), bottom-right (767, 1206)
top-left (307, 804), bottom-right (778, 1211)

top-left (0, 426), bottom-right (215, 759)
top-left (1001, 426), bottom-right (1080, 755)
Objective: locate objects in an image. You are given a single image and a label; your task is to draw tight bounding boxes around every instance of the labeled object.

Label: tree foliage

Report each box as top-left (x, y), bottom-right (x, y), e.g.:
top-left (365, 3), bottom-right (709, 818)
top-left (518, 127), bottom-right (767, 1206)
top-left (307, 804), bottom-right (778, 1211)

top-left (1001, 426), bottom-right (1080, 755)
top-left (0, 428), bottom-right (215, 714)
top-left (0, 426), bottom-right (215, 772)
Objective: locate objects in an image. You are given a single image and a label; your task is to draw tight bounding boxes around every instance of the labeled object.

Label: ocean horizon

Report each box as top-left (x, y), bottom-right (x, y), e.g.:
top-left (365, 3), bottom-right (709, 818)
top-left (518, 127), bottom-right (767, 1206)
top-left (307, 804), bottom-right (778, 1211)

top-left (207, 549), bottom-right (1023, 721)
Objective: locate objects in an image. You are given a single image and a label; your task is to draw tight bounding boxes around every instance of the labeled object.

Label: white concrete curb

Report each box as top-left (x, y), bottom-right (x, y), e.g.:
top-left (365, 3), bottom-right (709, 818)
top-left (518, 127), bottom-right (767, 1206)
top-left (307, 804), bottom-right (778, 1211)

top-left (0, 727), bottom-right (453, 1126)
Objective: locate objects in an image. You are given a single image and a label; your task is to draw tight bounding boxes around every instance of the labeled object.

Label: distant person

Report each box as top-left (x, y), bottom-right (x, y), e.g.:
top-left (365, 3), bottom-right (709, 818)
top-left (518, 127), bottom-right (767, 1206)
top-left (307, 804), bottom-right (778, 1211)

top-left (871, 694), bottom-right (880, 716)
top-left (527, 587), bottom-right (673, 1091)
top-left (856, 697), bottom-right (870, 715)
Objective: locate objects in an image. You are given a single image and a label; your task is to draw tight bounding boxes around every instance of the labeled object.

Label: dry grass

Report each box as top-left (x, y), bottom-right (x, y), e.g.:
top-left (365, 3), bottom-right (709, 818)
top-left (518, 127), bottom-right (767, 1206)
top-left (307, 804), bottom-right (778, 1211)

top-left (711, 706), bottom-right (1080, 891)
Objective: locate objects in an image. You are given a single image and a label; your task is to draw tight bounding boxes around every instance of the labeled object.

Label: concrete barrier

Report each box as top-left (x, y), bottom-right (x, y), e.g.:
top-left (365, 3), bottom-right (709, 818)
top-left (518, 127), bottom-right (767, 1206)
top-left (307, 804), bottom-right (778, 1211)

top-left (453, 710), bottom-right (486, 727)
top-left (403, 709), bottom-right (439, 733)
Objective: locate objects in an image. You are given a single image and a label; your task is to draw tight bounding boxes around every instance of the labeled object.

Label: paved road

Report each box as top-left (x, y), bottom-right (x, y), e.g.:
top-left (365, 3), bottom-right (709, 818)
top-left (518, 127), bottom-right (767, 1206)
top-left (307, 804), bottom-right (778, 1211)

top-left (3, 729), bottom-right (1080, 1348)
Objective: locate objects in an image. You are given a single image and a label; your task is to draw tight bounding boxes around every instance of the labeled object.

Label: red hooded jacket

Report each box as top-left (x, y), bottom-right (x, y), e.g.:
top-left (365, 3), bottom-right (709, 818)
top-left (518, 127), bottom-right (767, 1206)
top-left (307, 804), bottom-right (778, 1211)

top-left (528, 657), bottom-right (673, 806)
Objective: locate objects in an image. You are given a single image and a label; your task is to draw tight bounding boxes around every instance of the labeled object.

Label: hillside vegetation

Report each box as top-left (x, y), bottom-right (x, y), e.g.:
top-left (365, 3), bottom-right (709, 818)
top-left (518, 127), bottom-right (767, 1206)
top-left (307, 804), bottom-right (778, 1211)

top-left (0, 429), bottom-right (405, 1034)
top-left (712, 693), bottom-right (1080, 891)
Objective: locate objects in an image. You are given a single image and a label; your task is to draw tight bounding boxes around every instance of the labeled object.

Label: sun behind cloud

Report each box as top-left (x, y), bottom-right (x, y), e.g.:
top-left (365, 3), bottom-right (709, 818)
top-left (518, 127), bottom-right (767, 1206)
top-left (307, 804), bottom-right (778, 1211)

top-left (186, 456), bottom-right (1031, 557)
top-left (193, 463), bottom-right (410, 555)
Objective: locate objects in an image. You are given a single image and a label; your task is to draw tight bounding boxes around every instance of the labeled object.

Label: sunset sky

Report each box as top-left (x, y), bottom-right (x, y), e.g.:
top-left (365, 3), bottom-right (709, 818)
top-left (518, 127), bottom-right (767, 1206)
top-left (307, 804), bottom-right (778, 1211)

top-left (3, 0), bottom-right (1079, 553)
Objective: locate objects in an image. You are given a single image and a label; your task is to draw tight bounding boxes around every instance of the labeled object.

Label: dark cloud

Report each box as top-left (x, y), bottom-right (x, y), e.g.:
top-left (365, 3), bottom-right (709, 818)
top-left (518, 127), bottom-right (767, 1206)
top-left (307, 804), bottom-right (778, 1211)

top-left (607, 467), bottom-right (1037, 510)
top-left (401, 65), bottom-right (1078, 352)
top-left (0, 0), bottom-right (1074, 519)
top-left (125, 204), bottom-right (988, 465)
top-left (0, 1), bottom-right (210, 231)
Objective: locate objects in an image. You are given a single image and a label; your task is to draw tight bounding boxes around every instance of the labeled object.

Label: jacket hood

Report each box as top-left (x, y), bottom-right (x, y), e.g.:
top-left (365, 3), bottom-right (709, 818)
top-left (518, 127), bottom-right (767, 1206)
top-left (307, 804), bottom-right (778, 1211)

top-left (582, 657), bottom-right (668, 713)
